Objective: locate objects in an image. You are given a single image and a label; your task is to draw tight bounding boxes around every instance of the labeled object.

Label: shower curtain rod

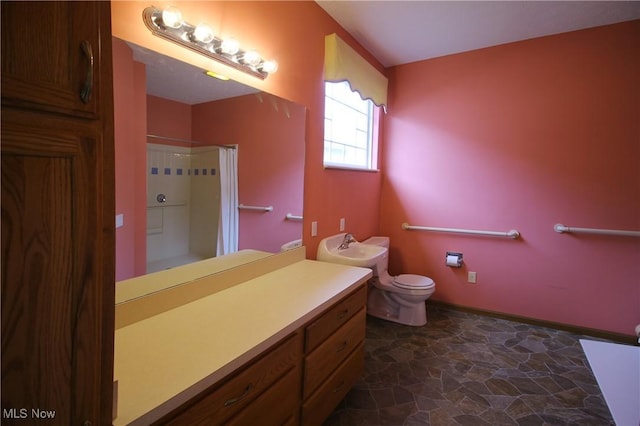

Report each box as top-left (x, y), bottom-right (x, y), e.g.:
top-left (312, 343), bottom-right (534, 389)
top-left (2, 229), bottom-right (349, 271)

top-left (146, 134), bottom-right (236, 149)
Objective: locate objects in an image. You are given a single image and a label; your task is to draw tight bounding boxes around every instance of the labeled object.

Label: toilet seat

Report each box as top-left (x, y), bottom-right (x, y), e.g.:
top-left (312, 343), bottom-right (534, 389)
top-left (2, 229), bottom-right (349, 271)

top-left (392, 274), bottom-right (435, 290)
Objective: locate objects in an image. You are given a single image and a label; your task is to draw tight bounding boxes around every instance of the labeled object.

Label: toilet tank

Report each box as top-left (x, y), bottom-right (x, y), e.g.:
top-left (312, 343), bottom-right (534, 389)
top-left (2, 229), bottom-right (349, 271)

top-left (362, 236), bottom-right (389, 248)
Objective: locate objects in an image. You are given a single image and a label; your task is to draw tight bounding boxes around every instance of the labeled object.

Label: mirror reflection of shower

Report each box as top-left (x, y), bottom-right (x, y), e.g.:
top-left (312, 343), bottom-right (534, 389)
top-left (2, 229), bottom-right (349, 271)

top-left (146, 141), bottom-right (238, 273)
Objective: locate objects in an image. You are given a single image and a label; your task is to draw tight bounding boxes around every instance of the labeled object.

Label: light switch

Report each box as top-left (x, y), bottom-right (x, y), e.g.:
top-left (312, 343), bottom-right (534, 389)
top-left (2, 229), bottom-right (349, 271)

top-left (115, 214), bottom-right (124, 228)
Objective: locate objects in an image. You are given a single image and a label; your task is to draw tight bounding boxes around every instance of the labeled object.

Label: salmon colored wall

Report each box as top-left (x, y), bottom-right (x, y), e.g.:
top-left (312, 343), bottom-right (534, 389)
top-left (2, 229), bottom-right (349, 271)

top-left (111, 2), bottom-right (638, 335)
top-left (192, 94), bottom-right (305, 252)
top-left (380, 21), bottom-right (640, 336)
top-left (113, 38), bottom-right (147, 281)
top-left (147, 95), bottom-right (192, 143)
top-left (111, 1), bottom-right (385, 259)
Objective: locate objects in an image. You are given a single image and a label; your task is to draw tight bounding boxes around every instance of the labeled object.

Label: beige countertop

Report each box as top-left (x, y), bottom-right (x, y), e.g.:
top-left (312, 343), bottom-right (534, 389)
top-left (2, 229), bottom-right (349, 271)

top-left (116, 249), bottom-right (273, 304)
top-left (113, 259), bottom-right (372, 425)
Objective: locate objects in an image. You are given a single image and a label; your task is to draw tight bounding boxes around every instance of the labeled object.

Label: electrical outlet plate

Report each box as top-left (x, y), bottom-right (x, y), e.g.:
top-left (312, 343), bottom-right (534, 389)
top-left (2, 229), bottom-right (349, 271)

top-left (468, 271), bottom-right (477, 284)
top-left (339, 218), bottom-right (345, 231)
top-left (311, 221), bottom-right (318, 237)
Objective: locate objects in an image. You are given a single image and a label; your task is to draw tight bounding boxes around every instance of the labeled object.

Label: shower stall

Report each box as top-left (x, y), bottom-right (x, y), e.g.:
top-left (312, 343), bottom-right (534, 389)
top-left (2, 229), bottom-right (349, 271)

top-left (145, 142), bottom-right (237, 273)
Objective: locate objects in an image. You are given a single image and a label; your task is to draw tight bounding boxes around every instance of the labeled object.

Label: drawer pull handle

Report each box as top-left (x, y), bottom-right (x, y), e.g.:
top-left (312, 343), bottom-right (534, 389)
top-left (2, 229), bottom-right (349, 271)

top-left (223, 383), bottom-right (253, 407)
top-left (336, 340), bottom-right (349, 353)
top-left (333, 380), bottom-right (346, 393)
top-left (336, 308), bottom-right (350, 320)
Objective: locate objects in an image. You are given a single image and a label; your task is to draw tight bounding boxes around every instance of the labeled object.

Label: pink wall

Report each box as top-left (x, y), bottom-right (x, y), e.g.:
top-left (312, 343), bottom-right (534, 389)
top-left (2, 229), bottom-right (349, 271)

top-left (192, 94), bottom-right (305, 253)
top-left (110, 3), bottom-right (638, 335)
top-left (147, 96), bottom-right (192, 143)
top-left (111, 1), bottom-right (385, 259)
top-left (113, 38), bottom-right (147, 281)
top-left (380, 21), bottom-right (640, 335)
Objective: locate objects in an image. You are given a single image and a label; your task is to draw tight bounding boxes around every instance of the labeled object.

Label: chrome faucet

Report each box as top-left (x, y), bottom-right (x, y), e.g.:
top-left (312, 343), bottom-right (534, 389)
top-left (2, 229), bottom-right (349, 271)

top-left (338, 233), bottom-right (357, 250)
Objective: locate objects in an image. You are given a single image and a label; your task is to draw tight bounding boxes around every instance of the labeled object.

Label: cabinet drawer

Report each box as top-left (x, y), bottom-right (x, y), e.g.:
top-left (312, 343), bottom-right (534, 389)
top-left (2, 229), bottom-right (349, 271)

top-left (304, 309), bottom-right (366, 399)
top-left (159, 332), bottom-right (301, 425)
top-left (305, 285), bottom-right (366, 353)
top-left (226, 367), bottom-right (300, 426)
top-left (301, 341), bottom-right (365, 426)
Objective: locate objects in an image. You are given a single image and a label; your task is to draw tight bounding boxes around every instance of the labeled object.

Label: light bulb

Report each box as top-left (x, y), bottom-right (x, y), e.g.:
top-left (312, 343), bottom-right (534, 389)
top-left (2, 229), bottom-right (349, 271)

top-left (193, 24), bottom-right (214, 43)
top-left (220, 38), bottom-right (240, 55)
top-left (161, 7), bottom-right (183, 29)
top-left (243, 50), bottom-right (261, 67)
top-left (261, 60), bottom-right (278, 74)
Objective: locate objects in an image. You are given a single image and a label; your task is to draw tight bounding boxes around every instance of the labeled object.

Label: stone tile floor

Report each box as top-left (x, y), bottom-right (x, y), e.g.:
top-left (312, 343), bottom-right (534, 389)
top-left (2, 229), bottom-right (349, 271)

top-left (325, 305), bottom-right (615, 426)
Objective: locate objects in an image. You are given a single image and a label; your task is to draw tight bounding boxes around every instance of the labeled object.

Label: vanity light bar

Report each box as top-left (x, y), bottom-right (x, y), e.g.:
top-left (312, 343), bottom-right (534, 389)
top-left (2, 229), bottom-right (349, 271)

top-left (142, 6), bottom-right (278, 80)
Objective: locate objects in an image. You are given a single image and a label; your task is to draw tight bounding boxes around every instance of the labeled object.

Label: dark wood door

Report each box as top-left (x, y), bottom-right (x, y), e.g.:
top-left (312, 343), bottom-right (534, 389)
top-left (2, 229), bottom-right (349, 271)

top-left (1, 2), bottom-right (115, 425)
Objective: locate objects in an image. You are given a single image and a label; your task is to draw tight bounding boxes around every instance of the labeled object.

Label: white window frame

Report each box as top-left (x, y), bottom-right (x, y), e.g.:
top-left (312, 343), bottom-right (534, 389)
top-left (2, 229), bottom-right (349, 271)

top-left (323, 81), bottom-right (379, 171)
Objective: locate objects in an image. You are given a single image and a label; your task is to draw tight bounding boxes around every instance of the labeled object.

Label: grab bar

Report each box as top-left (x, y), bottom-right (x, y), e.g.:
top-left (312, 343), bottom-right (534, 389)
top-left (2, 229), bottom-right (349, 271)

top-left (554, 224), bottom-right (640, 237)
top-left (285, 213), bottom-right (303, 221)
top-left (402, 222), bottom-right (520, 239)
top-left (238, 204), bottom-right (273, 212)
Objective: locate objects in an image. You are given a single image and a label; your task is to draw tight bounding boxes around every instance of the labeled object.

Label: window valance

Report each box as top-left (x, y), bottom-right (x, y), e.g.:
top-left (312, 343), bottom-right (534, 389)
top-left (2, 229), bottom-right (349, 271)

top-left (324, 33), bottom-right (388, 110)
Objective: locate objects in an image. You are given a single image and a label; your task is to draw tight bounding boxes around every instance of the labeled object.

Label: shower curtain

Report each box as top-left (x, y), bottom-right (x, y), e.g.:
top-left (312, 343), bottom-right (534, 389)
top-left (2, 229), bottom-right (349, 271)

top-left (217, 147), bottom-right (239, 255)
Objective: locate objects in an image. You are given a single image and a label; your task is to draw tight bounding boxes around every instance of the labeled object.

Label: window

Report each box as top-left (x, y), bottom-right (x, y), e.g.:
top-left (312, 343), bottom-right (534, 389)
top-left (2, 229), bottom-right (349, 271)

top-left (324, 81), bottom-right (377, 170)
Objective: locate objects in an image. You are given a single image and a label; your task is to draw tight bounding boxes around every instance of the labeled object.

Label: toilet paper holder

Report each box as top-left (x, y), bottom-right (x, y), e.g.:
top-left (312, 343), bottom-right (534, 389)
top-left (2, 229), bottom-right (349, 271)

top-left (446, 252), bottom-right (463, 268)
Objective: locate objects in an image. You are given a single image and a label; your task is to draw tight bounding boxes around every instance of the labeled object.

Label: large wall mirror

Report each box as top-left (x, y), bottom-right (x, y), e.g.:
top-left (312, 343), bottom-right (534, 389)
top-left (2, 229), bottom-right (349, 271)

top-left (113, 37), bottom-right (305, 293)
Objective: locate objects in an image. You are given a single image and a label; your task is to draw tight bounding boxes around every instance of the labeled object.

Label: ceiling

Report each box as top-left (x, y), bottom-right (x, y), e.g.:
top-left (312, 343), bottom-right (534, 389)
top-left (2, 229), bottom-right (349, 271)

top-left (316, 1), bottom-right (640, 67)
top-left (127, 41), bottom-right (260, 105)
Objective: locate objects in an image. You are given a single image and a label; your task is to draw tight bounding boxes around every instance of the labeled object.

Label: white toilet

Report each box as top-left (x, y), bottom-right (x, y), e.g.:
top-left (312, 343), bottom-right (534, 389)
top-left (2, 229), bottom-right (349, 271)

top-left (362, 236), bottom-right (435, 326)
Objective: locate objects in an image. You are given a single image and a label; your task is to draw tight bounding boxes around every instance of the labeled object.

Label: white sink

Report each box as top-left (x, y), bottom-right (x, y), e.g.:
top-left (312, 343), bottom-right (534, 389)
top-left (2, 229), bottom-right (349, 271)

top-left (317, 233), bottom-right (387, 268)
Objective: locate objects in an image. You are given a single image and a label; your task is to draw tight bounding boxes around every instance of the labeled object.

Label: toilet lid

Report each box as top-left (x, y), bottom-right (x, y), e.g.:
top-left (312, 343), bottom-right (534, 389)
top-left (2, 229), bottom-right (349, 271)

top-left (393, 274), bottom-right (435, 290)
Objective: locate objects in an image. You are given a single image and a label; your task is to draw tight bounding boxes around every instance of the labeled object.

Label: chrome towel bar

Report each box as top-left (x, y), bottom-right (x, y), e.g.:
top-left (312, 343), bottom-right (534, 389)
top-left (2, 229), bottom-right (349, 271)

top-left (285, 213), bottom-right (303, 221)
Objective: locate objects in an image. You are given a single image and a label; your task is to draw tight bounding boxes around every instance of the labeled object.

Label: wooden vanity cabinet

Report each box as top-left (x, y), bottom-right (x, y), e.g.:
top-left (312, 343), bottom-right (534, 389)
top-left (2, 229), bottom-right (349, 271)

top-left (156, 332), bottom-right (303, 426)
top-left (301, 286), bottom-right (367, 425)
top-left (302, 343), bottom-right (365, 425)
top-left (304, 286), bottom-right (367, 353)
top-left (153, 283), bottom-right (367, 426)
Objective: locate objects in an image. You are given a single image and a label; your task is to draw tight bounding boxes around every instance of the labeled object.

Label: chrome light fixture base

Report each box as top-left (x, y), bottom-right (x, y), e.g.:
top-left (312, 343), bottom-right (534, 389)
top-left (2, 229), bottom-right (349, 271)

top-left (142, 6), bottom-right (275, 80)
